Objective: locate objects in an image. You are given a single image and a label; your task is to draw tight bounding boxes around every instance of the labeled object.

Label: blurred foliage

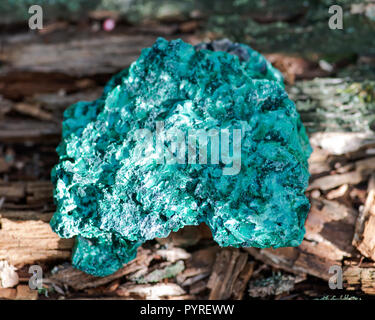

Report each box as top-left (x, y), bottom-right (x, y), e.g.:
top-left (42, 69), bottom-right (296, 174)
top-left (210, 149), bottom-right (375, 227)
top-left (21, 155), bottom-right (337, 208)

top-left (2, 0), bottom-right (375, 60)
top-left (202, 0), bottom-right (375, 58)
top-left (0, 0), bottom-right (101, 23)
top-left (290, 79), bottom-right (375, 133)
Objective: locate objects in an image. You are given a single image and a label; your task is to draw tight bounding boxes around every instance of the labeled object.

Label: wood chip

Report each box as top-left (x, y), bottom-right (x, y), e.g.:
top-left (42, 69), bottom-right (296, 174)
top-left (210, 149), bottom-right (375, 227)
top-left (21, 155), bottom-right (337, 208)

top-left (232, 261), bottom-right (255, 300)
top-left (0, 211), bottom-right (74, 266)
top-left (0, 288), bottom-right (17, 299)
top-left (0, 34), bottom-right (156, 79)
top-left (344, 266), bottom-right (375, 295)
top-left (116, 283), bottom-right (186, 300)
top-left (207, 248), bottom-right (249, 300)
top-left (308, 171), bottom-right (365, 191)
top-left (355, 157), bottom-right (375, 174)
top-left (155, 247), bottom-right (191, 262)
top-left (50, 248), bottom-right (154, 291)
top-left (14, 103), bottom-right (54, 121)
top-left (326, 184), bottom-right (349, 200)
top-left (156, 225), bottom-right (203, 247)
top-left (15, 285), bottom-right (38, 300)
top-left (0, 119), bottom-right (61, 143)
top-left (0, 183), bottom-right (25, 201)
top-left (179, 20), bottom-right (200, 33)
top-left (352, 174), bottom-right (375, 260)
top-left (310, 132), bottom-right (375, 155)
top-left (189, 280), bottom-right (207, 295)
top-left (26, 181), bottom-right (53, 205)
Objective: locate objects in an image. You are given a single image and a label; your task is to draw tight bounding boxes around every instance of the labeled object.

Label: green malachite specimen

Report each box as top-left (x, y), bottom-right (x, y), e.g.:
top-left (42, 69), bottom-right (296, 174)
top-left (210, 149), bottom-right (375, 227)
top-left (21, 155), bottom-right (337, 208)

top-left (51, 38), bottom-right (312, 276)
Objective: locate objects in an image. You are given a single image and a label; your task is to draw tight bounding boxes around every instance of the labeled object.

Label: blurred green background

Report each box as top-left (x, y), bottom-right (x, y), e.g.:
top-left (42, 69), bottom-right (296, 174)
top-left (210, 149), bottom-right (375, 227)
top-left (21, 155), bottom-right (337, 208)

top-left (2, 0), bottom-right (375, 58)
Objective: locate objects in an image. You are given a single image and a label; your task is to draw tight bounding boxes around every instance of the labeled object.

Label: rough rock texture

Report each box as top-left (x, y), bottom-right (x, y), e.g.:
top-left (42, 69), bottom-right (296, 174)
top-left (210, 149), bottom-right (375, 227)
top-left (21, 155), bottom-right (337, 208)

top-left (51, 38), bottom-right (311, 276)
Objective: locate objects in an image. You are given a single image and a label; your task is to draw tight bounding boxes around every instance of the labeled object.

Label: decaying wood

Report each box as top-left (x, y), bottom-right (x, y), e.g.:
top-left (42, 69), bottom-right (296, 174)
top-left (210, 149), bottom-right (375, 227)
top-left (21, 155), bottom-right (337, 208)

top-left (0, 181), bottom-right (54, 208)
top-left (31, 89), bottom-right (103, 113)
top-left (343, 264), bottom-right (375, 295)
top-left (0, 288), bottom-right (17, 299)
top-left (308, 156), bottom-right (375, 191)
top-left (265, 53), bottom-right (328, 84)
top-left (14, 285), bottom-right (39, 300)
top-left (49, 248), bottom-right (154, 291)
top-left (0, 34), bottom-right (159, 100)
top-left (352, 174), bottom-right (375, 260)
top-left (307, 147), bottom-right (331, 176)
top-left (155, 248), bottom-right (191, 263)
top-left (175, 247), bottom-right (218, 291)
top-left (13, 103), bottom-right (54, 122)
top-left (0, 96), bottom-right (13, 118)
top-left (0, 119), bottom-right (61, 144)
top-left (207, 248), bottom-right (249, 300)
top-left (308, 171), bottom-right (365, 191)
top-left (26, 181), bottom-right (54, 206)
top-left (49, 246), bottom-right (192, 292)
top-left (326, 184), bottom-right (349, 200)
top-left (303, 199), bottom-right (358, 260)
top-left (356, 157), bottom-right (375, 175)
top-left (189, 280), bottom-right (207, 295)
top-left (231, 261), bottom-right (255, 300)
top-left (0, 211), bottom-right (74, 267)
top-left (116, 283), bottom-right (188, 300)
top-left (1, 35), bottom-right (157, 77)
top-left (309, 132), bottom-right (375, 155)
top-left (156, 224), bottom-right (211, 247)
top-left (0, 182), bottom-right (25, 201)
top-left (289, 79), bottom-right (375, 139)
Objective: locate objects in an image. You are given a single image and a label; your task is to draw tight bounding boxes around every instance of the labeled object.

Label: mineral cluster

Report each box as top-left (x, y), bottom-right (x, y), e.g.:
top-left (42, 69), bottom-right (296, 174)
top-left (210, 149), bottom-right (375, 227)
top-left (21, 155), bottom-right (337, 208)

top-left (51, 38), bottom-right (312, 276)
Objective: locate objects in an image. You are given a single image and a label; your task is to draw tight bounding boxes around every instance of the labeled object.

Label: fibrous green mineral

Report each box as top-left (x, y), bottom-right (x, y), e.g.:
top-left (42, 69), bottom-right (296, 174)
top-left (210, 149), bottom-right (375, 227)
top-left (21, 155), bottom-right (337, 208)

top-left (51, 37), bottom-right (312, 276)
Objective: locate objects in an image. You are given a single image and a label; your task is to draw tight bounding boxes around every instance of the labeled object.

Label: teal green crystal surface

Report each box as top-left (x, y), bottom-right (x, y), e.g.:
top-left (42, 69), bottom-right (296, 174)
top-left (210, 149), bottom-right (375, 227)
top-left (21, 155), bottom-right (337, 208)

top-left (51, 38), bottom-right (312, 276)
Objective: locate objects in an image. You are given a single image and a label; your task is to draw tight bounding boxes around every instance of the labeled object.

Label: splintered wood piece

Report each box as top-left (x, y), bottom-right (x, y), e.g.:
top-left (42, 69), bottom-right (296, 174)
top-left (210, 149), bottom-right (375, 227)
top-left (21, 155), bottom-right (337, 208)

top-left (303, 199), bottom-right (358, 261)
top-left (232, 261), bottom-right (255, 300)
top-left (0, 183), bottom-right (26, 201)
top-left (356, 158), bottom-right (375, 175)
top-left (265, 53), bottom-right (319, 84)
top-left (307, 147), bottom-right (331, 175)
top-left (207, 248), bottom-right (249, 300)
top-left (49, 248), bottom-right (154, 291)
top-left (0, 119), bottom-right (61, 144)
top-left (343, 266), bottom-right (375, 295)
top-left (15, 285), bottom-right (38, 300)
top-left (26, 181), bottom-right (53, 205)
top-left (352, 174), bottom-right (375, 260)
top-left (0, 288), bottom-right (17, 300)
top-left (308, 171), bottom-right (365, 191)
top-left (0, 211), bottom-right (74, 266)
top-left (155, 247), bottom-right (191, 263)
top-left (308, 155), bottom-right (375, 192)
top-left (14, 103), bottom-right (54, 121)
top-left (189, 279), bottom-right (207, 295)
top-left (0, 181), bottom-right (54, 207)
top-left (326, 184), bottom-right (349, 200)
top-left (309, 132), bottom-right (375, 155)
top-left (116, 283), bottom-right (187, 300)
top-left (0, 34), bottom-right (158, 100)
